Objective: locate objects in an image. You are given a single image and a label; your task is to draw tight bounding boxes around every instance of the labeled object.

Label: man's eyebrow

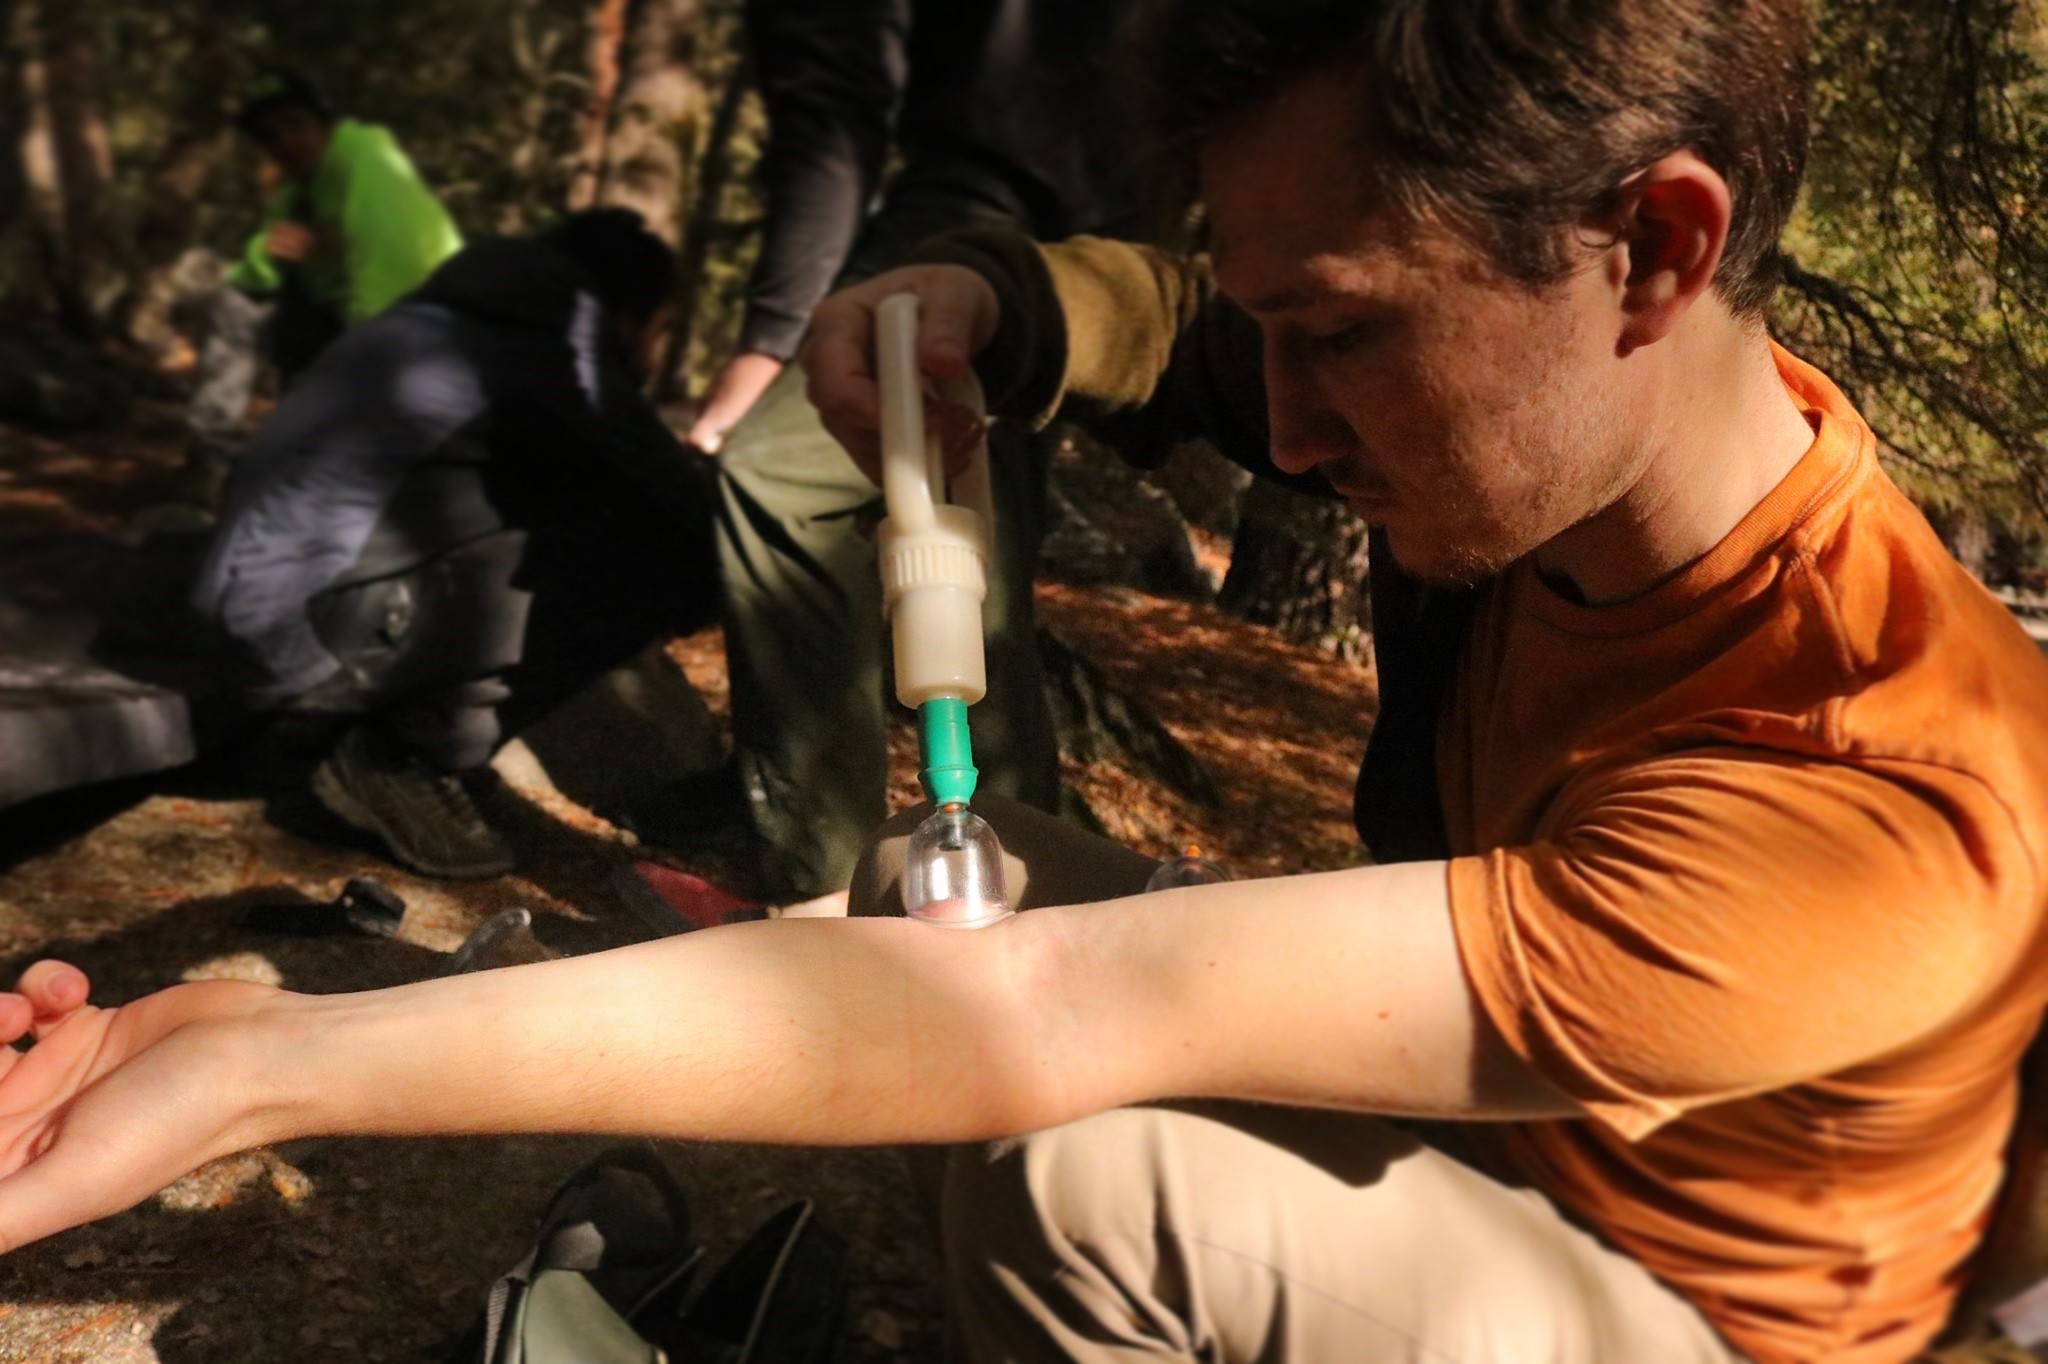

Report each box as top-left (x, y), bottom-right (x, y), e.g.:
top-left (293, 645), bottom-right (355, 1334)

top-left (1236, 284), bottom-right (1321, 315)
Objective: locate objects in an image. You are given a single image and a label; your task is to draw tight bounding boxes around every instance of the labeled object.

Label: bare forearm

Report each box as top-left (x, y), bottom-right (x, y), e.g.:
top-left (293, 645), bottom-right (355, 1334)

top-left (246, 859), bottom-right (1564, 1159)
top-left (261, 917), bottom-right (1048, 1148)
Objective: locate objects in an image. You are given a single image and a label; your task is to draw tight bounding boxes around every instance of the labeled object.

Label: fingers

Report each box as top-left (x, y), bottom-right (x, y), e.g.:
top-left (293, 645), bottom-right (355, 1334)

top-left (15, 963), bottom-right (88, 1024)
top-left (0, 1146), bottom-right (121, 1256)
top-left (266, 223), bottom-right (316, 262)
top-left (915, 277), bottom-right (998, 379)
top-left (802, 302), bottom-right (885, 481)
top-left (0, 997), bottom-right (29, 1052)
top-left (932, 401), bottom-right (988, 478)
top-left (0, 963), bottom-right (94, 1075)
top-left (802, 265), bottom-right (1002, 484)
top-left (685, 418), bottom-right (725, 456)
top-left (0, 1073), bottom-right (188, 1256)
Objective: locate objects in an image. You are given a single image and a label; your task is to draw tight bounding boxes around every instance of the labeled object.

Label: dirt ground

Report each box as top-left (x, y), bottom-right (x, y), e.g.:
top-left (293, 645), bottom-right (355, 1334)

top-left (0, 409), bottom-right (1376, 1362)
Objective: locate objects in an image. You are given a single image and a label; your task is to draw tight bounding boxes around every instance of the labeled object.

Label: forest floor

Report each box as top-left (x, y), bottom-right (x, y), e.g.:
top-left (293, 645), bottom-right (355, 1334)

top-left (0, 403), bottom-right (1375, 1363)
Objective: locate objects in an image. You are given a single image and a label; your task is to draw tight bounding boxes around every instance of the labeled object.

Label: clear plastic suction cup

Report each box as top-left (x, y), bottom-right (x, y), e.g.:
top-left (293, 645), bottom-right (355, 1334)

top-left (905, 803), bottom-right (1012, 928)
top-left (1144, 844), bottom-right (1231, 893)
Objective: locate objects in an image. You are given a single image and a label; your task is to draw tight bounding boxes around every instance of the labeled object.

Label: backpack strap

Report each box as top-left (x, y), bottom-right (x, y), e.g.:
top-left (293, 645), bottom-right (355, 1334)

top-left (643, 1198), bottom-right (847, 1364)
top-left (456, 1143), bottom-right (701, 1364)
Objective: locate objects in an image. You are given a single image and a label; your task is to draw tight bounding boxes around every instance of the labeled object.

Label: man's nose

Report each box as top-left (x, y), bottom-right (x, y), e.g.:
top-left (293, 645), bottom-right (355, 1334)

top-left (1263, 353), bottom-right (1354, 477)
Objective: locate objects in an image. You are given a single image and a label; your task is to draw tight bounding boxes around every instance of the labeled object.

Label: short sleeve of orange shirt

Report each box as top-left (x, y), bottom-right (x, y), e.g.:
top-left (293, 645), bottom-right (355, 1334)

top-left (1433, 346), bottom-right (2048, 1138)
top-left (1435, 346), bottom-right (2048, 1362)
top-left (1449, 751), bottom-right (2036, 1139)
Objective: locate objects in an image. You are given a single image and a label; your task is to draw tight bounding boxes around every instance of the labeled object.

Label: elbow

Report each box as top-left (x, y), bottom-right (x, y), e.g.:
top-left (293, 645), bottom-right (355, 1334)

top-left (957, 914), bottom-right (1109, 1141)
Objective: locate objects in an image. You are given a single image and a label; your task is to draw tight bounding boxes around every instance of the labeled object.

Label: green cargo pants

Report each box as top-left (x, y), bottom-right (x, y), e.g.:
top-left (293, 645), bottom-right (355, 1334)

top-left (715, 364), bottom-right (1060, 897)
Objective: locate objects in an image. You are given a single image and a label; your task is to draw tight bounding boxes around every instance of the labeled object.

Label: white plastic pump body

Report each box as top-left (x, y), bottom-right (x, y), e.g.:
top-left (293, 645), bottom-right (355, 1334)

top-left (874, 293), bottom-right (995, 709)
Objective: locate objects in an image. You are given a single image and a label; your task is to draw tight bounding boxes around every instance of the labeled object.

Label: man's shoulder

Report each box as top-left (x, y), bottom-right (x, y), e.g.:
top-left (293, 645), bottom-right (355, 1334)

top-left (324, 120), bottom-right (425, 189)
top-left (1804, 466), bottom-right (2048, 704)
top-left (1788, 466), bottom-right (2048, 835)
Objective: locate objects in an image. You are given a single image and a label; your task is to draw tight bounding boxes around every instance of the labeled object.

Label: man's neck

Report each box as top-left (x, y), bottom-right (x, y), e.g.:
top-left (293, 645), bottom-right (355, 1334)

top-left (1533, 317), bottom-right (1817, 607)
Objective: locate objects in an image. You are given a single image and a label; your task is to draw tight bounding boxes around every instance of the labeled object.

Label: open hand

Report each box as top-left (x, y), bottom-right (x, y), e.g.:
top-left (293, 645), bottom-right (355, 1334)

top-left (0, 963), bottom-right (282, 1253)
top-left (799, 264), bottom-right (1000, 483)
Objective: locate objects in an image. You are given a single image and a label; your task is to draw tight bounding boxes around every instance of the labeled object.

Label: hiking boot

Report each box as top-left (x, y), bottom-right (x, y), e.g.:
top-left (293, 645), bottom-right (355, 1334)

top-left (310, 727), bottom-right (518, 879)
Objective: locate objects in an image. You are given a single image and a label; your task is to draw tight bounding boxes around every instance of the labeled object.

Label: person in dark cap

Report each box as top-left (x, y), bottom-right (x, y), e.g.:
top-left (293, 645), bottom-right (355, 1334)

top-left (174, 69), bottom-right (462, 515)
top-left (191, 209), bottom-right (715, 879)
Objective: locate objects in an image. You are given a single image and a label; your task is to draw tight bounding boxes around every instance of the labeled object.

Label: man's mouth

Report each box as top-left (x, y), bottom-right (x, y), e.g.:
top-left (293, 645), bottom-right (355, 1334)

top-left (1330, 481), bottom-right (1396, 516)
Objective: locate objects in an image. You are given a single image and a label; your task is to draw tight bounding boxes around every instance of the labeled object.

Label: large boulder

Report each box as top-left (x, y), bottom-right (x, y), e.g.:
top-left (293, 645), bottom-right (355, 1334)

top-left (0, 538), bottom-right (198, 809)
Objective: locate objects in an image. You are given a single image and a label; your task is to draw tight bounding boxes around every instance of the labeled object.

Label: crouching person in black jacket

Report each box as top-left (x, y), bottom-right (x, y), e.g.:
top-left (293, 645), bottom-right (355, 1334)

top-left (192, 209), bottom-right (716, 878)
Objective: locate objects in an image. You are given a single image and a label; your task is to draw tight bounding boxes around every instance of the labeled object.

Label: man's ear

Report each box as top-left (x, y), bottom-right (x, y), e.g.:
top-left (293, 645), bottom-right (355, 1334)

top-left (1594, 150), bottom-right (1733, 355)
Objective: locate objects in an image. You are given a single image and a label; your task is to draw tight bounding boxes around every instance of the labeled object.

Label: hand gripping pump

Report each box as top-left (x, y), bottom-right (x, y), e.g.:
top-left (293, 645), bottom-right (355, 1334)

top-left (875, 293), bottom-right (1011, 928)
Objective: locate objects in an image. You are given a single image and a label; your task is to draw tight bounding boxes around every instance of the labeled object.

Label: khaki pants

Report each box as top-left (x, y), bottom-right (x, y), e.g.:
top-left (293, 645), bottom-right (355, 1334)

top-left (852, 797), bottom-right (1743, 1363)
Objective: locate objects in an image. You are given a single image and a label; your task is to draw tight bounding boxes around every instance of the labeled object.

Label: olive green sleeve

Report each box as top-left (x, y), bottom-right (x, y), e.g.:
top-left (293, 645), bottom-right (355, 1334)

top-left (914, 228), bottom-right (1269, 469)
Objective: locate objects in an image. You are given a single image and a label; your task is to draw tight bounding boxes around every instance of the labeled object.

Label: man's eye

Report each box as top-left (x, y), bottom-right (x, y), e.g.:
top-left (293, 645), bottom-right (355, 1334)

top-left (1307, 320), bottom-right (1378, 357)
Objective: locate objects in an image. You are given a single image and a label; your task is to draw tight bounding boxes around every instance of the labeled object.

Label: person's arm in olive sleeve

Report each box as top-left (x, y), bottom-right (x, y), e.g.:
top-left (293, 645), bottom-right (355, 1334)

top-left (911, 228), bottom-right (1289, 478)
top-left (738, 0), bottom-right (910, 362)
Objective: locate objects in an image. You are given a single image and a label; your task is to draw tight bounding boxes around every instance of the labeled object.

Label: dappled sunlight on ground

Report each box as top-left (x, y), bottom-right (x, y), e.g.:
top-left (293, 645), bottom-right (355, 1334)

top-left (1037, 582), bottom-right (1374, 880)
top-left (0, 405), bottom-right (189, 540)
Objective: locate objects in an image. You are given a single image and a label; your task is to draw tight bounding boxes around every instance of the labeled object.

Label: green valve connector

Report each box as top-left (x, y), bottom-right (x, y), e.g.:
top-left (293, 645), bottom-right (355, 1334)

top-left (917, 697), bottom-right (979, 808)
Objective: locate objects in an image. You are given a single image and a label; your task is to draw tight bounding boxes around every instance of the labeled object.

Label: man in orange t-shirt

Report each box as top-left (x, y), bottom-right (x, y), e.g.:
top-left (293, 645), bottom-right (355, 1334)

top-left (787, 1), bottom-right (2048, 1360)
top-left (0, 4), bottom-right (2040, 1363)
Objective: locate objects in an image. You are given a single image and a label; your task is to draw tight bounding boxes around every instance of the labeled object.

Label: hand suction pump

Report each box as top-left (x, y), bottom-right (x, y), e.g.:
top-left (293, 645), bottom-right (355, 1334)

top-left (875, 293), bottom-right (1011, 928)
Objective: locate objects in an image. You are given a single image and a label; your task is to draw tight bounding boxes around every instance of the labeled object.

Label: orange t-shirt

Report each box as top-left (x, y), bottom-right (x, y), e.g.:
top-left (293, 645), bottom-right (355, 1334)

top-left (1445, 347), bottom-right (2048, 1363)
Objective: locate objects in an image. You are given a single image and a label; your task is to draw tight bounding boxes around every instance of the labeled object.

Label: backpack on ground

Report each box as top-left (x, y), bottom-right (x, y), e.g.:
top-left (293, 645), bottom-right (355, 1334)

top-left (451, 1145), bottom-right (846, 1364)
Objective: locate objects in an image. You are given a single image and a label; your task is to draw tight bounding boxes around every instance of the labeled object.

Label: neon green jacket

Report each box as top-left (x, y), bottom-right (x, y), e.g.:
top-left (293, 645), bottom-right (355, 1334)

top-left (228, 119), bottom-right (463, 325)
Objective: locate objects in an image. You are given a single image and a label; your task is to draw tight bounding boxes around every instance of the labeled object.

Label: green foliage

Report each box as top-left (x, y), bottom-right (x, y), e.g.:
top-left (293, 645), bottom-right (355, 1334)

top-left (1, 0), bottom-right (764, 394)
top-left (1777, 0), bottom-right (2047, 541)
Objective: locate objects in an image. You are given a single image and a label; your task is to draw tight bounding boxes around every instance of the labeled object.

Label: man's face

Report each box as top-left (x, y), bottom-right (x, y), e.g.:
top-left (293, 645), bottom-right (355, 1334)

top-left (1202, 73), bottom-right (1643, 585)
top-left (251, 106), bottom-right (332, 180)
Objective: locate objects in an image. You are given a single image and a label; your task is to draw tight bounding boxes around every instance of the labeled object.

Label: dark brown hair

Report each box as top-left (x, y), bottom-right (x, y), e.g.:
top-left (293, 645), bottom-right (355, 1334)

top-left (1137, 0), bottom-right (1812, 316)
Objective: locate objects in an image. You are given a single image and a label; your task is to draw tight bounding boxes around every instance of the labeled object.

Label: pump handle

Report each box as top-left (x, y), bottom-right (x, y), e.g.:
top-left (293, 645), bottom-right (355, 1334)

top-left (875, 294), bottom-right (993, 538)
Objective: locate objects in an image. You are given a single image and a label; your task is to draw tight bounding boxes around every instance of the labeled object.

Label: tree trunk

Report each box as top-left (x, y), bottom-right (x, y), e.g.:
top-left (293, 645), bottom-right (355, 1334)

top-left (1218, 479), bottom-right (1373, 661)
top-left (499, 0), bottom-right (568, 233)
top-left (9, 0), bottom-right (92, 331)
top-left (0, 0), bottom-right (25, 273)
top-left (109, 26), bottom-right (237, 345)
top-left (591, 0), bottom-right (702, 243)
top-left (565, 0), bottom-right (631, 211)
top-left (1038, 627), bottom-right (1218, 806)
top-left (41, 0), bottom-right (111, 274)
top-left (1153, 439), bottom-right (1254, 537)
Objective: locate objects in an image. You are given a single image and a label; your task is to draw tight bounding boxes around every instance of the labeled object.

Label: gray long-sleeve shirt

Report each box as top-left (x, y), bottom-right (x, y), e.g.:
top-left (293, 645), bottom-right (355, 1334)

top-left (737, 0), bottom-right (1139, 360)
